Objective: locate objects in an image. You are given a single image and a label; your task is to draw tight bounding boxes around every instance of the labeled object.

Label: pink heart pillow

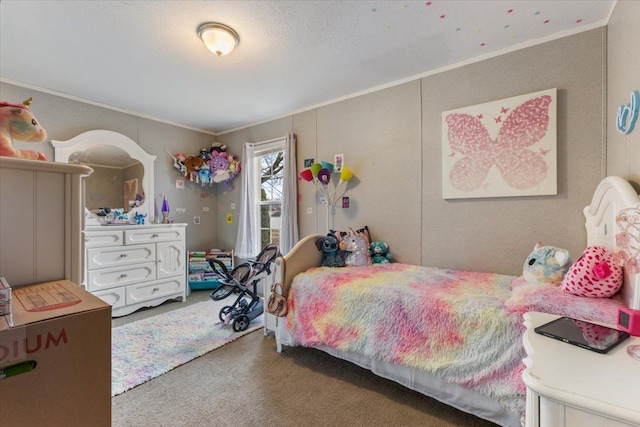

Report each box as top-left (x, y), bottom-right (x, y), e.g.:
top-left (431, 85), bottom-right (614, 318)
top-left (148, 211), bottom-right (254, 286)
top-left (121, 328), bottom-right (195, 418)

top-left (561, 245), bottom-right (622, 298)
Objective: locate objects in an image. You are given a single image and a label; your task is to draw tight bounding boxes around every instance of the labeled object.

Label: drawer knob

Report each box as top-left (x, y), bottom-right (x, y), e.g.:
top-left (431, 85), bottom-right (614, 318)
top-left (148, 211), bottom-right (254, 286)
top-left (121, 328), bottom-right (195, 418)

top-left (120, 273), bottom-right (128, 279)
top-left (120, 253), bottom-right (128, 258)
top-left (152, 233), bottom-right (159, 238)
top-left (153, 287), bottom-right (160, 292)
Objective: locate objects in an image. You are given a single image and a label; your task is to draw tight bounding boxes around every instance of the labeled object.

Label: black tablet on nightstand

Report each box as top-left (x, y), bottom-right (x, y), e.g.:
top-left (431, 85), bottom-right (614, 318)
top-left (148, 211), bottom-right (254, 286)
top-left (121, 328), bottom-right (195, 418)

top-left (535, 316), bottom-right (630, 354)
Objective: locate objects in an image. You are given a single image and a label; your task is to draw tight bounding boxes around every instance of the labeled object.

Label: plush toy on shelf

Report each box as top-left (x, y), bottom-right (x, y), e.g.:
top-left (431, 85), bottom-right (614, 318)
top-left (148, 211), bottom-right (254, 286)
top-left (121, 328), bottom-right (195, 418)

top-left (210, 142), bottom-right (227, 154)
top-left (169, 142), bottom-right (240, 188)
top-left (0, 98), bottom-right (48, 160)
top-left (183, 156), bottom-right (207, 182)
top-left (209, 142), bottom-right (240, 186)
top-left (369, 241), bottom-right (394, 264)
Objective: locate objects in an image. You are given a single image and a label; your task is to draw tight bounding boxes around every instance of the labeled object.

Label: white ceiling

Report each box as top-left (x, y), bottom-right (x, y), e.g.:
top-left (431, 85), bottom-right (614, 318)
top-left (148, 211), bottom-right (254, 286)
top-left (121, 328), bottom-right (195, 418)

top-left (0, 1), bottom-right (615, 135)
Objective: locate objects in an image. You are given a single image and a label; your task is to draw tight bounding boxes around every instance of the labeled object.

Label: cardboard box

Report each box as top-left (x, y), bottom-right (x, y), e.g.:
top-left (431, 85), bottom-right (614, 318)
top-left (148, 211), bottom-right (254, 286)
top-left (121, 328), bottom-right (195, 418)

top-left (0, 280), bottom-right (111, 427)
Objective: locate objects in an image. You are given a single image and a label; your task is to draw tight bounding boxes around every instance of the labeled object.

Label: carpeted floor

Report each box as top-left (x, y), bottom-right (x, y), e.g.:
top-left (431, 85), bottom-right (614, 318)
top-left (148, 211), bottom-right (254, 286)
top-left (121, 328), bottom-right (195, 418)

top-left (112, 290), bottom-right (499, 427)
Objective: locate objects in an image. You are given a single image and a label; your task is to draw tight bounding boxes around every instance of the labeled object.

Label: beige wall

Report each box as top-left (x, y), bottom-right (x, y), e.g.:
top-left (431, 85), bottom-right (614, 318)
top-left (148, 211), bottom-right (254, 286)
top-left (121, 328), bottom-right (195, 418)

top-left (422, 29), bottom-right (606, 273)
top-left (0, 82), bottom-right (217, 251)
top-left (2, 25), bottom-right (612, 275)
top-left (218, 28), bottom-right (607, 274)
top-left (607, 0), bottom-right (640, 186)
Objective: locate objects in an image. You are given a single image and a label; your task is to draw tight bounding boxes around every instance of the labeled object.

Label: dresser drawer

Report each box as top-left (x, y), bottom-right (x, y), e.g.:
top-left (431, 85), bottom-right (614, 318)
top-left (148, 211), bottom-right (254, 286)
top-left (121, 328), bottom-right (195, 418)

top-left (87, 243), bottom-right (155, 270)
top-left (84, 230), bottom-right (124, 248)
top-left (93, 287), bottom-right (125, 309)
top-left (87, 262), bottom-right (156, 292)
top-left (124, 227), bottom-right (185, 245)
top-left (126, 276), bottom-right (185, 305)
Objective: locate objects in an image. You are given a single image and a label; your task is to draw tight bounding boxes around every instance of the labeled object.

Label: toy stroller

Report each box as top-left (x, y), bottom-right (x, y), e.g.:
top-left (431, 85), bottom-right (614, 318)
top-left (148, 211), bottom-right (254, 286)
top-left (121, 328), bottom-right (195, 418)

top-left (208, 243), bottom-right (279, 332)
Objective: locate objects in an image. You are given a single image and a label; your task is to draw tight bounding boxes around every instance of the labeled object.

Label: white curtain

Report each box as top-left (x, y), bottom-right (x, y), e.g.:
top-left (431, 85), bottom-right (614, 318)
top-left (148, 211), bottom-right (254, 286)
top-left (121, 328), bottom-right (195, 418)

top-left (234, 143), bottom-right (259, 259)
top-left (280, 133), bottom-right (298, 254)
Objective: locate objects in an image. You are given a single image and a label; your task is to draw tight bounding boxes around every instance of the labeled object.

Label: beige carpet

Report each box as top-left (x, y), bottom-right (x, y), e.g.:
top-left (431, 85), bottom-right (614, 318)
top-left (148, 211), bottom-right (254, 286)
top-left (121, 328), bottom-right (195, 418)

top-left (112, 291), bottom-right (499, 427)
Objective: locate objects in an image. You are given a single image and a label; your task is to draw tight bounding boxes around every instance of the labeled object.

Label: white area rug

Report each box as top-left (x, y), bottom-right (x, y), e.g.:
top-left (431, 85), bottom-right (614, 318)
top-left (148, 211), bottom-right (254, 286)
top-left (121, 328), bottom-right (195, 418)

top-left (111, 297), bottom-right (263, 396)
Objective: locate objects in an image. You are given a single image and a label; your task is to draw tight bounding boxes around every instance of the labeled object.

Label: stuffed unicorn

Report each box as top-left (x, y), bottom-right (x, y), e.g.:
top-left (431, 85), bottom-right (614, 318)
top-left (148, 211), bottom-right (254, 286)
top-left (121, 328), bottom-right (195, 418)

top-left (0, 98), bottom-right (48, 160)
top-left (344, 228), bottom-right (372, 267)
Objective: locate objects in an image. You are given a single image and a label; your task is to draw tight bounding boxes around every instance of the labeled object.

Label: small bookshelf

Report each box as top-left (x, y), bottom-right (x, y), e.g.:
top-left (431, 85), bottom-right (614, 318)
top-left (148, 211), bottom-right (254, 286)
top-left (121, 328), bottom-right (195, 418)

top-left (188, 249), bottom-right (234, 290)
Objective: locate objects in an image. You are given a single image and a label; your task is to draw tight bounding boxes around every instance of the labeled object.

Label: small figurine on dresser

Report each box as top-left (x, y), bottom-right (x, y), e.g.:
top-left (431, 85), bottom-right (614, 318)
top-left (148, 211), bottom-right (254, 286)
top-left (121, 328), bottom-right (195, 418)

top-left (0, 98), bottom-right (48, 160)
top-left (133, 212), bottom-right (147, 225)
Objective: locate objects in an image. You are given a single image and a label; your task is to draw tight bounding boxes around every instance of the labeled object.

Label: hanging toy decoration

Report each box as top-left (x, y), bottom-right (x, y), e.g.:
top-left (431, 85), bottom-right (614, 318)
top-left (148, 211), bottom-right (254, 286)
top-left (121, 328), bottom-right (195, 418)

top-left (167, 142), bottom-right (240, 189)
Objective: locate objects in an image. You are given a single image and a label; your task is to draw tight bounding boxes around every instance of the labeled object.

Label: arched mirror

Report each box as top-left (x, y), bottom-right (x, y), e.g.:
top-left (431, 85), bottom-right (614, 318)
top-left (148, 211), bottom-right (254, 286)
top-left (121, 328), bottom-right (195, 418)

top-left (52, 130), bottom-right (156, 226)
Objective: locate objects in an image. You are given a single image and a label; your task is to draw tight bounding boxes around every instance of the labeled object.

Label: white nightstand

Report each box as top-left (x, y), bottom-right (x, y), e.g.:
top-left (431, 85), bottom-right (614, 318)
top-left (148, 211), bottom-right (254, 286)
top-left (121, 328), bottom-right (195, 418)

top-left (522, 312), bottom-right (640, 427)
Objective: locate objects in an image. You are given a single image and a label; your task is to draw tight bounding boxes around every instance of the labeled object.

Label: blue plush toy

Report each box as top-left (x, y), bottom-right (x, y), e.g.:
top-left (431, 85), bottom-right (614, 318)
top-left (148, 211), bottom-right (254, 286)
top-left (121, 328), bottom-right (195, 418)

top-left (133, 212), bottom-right (147, 225)
top-left (369, 241), bottom-right (393, 264)
top-left (520, 242), bottom-right (571, 286)
top-left (315, 234), bottom-right (345, 267)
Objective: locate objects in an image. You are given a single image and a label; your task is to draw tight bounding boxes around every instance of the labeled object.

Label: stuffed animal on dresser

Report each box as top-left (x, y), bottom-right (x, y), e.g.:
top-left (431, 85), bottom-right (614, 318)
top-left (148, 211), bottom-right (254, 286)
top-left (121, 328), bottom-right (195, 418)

top-left (315, 234), bottom-right (345, 267)
top-left (369, 241), bottom-right (393, 264)
top-left (0, 98), bottom-right (48, 160)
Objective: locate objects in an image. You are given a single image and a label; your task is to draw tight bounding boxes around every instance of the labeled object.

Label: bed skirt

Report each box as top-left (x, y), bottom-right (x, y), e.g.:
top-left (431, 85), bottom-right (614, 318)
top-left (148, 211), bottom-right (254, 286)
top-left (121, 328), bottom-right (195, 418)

top-left (278, 331), bottom-right (522, 427)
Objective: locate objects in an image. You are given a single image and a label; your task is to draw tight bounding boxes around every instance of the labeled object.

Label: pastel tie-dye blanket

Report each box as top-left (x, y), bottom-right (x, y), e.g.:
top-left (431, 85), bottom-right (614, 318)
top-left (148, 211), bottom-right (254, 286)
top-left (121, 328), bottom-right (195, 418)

top-left (285, 263), bottom-right (625, 420)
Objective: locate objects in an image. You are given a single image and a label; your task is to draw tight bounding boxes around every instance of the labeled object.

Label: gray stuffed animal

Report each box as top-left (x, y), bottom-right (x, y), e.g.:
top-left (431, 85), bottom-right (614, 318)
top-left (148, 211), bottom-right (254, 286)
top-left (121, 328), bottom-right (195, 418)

top-left (315, 235), bottom-right (345, 267)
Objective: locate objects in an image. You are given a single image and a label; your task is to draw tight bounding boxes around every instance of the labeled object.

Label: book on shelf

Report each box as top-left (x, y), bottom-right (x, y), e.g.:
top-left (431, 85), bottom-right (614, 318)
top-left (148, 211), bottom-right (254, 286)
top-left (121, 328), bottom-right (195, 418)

top-left (188, 249), bottom-right (234, 282)
top-left (188, 261), bottom-right (212, 271)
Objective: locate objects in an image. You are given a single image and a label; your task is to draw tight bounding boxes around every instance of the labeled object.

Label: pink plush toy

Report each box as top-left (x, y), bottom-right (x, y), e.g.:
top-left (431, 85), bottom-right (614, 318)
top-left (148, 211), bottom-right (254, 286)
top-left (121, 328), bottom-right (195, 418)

top-left (0, 98), bottom-right (48, 160)
top-left (561, 245), bottom-right (623, 298)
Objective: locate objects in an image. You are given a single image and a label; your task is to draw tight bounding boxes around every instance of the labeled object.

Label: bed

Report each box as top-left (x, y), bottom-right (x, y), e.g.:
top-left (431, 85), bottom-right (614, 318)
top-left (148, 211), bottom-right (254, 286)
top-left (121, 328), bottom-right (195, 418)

top-left (271, 176), bottom-right (640, 427)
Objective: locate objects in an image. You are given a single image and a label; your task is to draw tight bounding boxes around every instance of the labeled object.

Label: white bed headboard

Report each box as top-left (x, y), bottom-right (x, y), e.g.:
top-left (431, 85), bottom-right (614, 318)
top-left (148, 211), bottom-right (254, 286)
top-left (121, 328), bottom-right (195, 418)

top-left (584, 176), bottom-right (640, 309)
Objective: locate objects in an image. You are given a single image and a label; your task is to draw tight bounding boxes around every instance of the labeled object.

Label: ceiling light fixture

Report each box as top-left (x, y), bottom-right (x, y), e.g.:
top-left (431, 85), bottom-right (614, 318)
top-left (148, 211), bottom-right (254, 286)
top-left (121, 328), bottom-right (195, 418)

top-left (197, 22), bottom-right (240, 56)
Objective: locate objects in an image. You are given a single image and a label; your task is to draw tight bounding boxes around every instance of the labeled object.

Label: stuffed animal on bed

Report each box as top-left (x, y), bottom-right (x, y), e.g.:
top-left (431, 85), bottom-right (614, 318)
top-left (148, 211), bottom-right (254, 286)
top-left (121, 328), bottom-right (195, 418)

top-left (344, 228), bottom-right (371, 267)
top-left (315, 234), bottom-right (345, 267)
top-left (0, 98), bottom-right (48, 160)
top-left (331, 226), bottom-right (371, 264)
top-left (522, 242), bottom-right (571, 286)
top-left (561, 245), bottom-right (623, 298)
top-left (369, 241), bottom-right (393, 264)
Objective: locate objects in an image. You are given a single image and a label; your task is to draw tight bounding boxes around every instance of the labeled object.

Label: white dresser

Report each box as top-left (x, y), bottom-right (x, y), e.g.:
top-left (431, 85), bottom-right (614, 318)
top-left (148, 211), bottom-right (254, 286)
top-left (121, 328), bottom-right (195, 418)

top-left (83, 223), bottom-right (187, 317)
top-left (523, 312), bottom-right (640, 427)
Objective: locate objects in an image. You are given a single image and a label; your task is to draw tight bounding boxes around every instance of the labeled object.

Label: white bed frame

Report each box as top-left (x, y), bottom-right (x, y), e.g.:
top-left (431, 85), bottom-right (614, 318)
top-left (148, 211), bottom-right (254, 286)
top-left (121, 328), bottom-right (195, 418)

top-left (272, 176), bottom-right (640, 427)
top-left (584, 176), bottom-right (640, 309)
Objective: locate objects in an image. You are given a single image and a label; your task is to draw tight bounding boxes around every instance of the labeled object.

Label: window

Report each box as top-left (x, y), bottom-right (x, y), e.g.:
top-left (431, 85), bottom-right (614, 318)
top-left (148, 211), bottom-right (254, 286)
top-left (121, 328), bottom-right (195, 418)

top-left (258, 149), bottom-right (284, 249)
top-left (236, 134), bottom-right (298, 258)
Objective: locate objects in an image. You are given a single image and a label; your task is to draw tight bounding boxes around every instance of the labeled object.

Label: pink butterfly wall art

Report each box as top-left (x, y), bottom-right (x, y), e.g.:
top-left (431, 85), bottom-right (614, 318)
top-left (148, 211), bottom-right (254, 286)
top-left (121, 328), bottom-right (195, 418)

top-left (442, 88), bottom-right (557, 199)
